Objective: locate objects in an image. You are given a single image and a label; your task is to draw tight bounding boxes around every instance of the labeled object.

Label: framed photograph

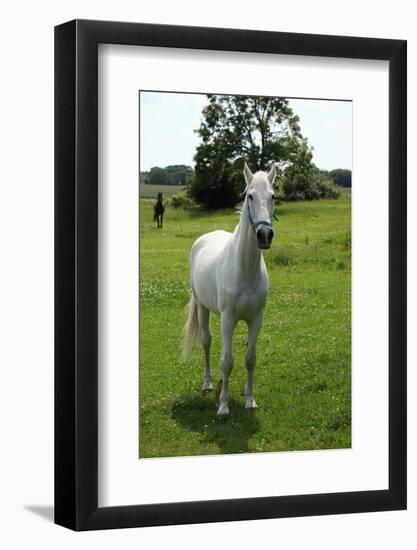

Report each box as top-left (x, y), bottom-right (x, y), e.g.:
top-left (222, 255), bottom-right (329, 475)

top-left (55, 20), bottom-right (406, 530)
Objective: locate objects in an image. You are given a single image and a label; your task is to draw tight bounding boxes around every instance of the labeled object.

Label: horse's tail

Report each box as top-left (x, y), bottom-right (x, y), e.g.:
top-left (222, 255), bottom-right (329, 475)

top-left (181, 294), bottom-right (200, 361)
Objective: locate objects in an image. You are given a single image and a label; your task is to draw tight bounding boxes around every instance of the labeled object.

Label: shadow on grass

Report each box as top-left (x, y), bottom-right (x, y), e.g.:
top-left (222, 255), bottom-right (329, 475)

top-left (171, 388), bottom-right (261, 455)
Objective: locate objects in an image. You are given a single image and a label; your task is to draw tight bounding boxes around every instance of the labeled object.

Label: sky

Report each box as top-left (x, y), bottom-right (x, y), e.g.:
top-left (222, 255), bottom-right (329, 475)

top-left (139, 91), bottom-right (352, 172)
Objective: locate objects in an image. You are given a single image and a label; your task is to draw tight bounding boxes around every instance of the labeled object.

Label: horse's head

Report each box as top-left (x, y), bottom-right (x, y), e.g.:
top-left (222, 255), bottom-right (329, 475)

top-left (243, 162), bottom-right (277, 249)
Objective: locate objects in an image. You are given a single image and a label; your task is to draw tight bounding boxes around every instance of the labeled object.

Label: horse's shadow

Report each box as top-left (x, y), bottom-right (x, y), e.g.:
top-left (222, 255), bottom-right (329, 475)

top-left (171, 384), bottom-right (261, 455)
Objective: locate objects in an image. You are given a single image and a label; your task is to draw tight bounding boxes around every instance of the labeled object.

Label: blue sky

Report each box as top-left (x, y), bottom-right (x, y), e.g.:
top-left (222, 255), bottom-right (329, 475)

top-left (140, 91), bottom-right (352, 172)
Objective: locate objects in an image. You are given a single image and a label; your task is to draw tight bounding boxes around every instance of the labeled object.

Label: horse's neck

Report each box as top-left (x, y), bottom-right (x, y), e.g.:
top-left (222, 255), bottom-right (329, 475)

top-left (232, 203), bottom-right (262, 276)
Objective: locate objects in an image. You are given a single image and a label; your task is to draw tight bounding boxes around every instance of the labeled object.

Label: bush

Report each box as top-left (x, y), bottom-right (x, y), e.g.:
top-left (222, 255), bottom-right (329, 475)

top-left (170, 193), bottom-right (195, 209)
top-left (187, 160), bottom-right (244, 209)
top-left (282, 170), bottom-right (340, 201)
top-left (282, 173), bottom-right (320, 201)
top-left (272, 176), bottom-right (285, 204)
top-left (316, 178), bottom-right (341, 199)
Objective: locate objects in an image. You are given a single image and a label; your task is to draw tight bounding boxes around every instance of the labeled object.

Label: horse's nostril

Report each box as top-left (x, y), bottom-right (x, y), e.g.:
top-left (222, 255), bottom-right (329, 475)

top-left (257, 226), bottom-right (274, 245)
top-left (257, 227), bottom-right (274, 241)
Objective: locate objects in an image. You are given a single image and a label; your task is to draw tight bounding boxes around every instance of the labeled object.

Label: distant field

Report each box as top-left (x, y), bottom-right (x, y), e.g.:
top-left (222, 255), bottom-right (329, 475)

top-left (139, 183), bottom-right (186, 199)
top-left (139, 196), bottom-right (351, 458)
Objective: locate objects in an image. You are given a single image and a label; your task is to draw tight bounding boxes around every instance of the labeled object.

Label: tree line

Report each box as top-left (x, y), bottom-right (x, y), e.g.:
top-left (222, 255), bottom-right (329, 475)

top-left (140, 165), bottom-right (193, 186)
top-left (325, 169), bottom-right (351, 188)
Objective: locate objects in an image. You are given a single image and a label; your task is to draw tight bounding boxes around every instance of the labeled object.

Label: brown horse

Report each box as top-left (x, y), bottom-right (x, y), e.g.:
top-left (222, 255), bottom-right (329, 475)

top-left (153, 192), bottom-right (165, 228)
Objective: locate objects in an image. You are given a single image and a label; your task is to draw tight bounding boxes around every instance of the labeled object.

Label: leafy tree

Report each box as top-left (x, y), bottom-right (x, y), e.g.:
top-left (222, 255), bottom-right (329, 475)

top-left (329, 168), bottom-right (352, 188)
top-left (189, 94), bottom-right (331, 207)
top-left (149, 166), bottom-right (171, 185)
top-left (165, 165), bottom-right (193, 185)
top-left (197, 95), bottom-right (303, 167)
top-left (147, 165), bottom-right (193, 186)
top-left (187, 157), bottom-right (243, 209)
top-left (281, 141), bottom-right (340, 200)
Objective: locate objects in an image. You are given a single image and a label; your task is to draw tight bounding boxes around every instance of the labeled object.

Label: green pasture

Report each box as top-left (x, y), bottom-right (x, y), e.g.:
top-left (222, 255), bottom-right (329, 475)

top-left (139, 183), bottom-right (186, 199)
top-left (139, 195), bottom-right (351, 458)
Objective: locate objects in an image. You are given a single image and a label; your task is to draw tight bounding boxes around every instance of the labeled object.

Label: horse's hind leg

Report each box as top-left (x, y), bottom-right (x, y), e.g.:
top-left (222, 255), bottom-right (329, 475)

top-left (197, 304), bottom-right (212, 392)
top-left (245, 311), bottom-right (263, 410)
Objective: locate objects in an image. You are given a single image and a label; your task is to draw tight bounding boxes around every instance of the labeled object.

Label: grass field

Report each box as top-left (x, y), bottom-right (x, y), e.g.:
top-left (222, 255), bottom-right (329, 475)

top-left (139, 195), bottom-right (351, 458)
top-left (139, 183), bottom-right (186, 198)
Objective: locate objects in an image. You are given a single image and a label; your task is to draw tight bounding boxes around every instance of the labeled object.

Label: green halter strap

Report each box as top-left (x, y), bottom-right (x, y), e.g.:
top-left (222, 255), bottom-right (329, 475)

top-left (247, 199), bottom-right (273, 234)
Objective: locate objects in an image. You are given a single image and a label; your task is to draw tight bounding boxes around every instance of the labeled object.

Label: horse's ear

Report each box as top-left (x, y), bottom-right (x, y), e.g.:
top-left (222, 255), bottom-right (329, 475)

top-left (267, 163), bottom-right (277, 185)
top-left (243, 162), bottom-right (253, 187)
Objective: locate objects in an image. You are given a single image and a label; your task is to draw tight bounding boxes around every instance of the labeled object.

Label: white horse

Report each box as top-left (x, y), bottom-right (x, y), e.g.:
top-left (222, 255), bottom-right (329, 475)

top-left (182, 162), bottom-right (276, 416)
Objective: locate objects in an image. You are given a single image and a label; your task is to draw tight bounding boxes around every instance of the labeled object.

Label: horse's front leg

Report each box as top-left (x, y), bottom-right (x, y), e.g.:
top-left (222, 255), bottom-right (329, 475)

top-left (160, 213), bottom-right (163, 228)
top-left (245, 311), bottom-right (264, 410)
top-left (217, 313), bottom-right (236, 416)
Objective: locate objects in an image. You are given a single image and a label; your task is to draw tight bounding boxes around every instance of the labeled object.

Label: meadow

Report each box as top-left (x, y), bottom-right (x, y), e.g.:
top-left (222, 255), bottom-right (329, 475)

top-left (139, 193), bottom-right (351, 458)
top-left (139, 183), bottom-right (186, 198)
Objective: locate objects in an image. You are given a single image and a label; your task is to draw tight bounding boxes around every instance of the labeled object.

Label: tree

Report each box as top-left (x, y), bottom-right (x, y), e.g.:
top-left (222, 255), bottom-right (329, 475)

top-left (149, 166), bottom-right (171, 185)
top-left (164, 165), bottom-right (193, 185)
top-left (281, 140), bottom-right (340, 200)
top-left (189, 95), bottom-right (326, 208)
top-left (140, 170), bottom-right (150, 183)
top-left (147, 165), bottom-right (193, 186)
top-left (187, 158), bottom-right (242, 209)
top-left (196, 95), bottom-right (302, 168)
top-left (329, 168), bottom-right (352, 188)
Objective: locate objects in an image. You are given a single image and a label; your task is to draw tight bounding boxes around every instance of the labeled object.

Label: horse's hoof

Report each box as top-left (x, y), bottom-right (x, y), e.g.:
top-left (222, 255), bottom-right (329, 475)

top-left (217, 404), bottom-right (229, 416)
top-left (202, 382), bottom-right (213, 392)
top-left (245, 399), bottom-right (258, 410)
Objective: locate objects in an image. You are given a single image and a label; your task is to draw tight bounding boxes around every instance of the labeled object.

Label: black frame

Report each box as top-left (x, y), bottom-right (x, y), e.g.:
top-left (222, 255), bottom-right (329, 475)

top-left (55, 19), bottom-right (407, 531)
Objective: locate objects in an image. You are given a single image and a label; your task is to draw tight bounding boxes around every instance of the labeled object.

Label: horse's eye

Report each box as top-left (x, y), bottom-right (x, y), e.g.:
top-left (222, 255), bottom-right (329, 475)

top-left (248, 193), bottom-right (253, 200)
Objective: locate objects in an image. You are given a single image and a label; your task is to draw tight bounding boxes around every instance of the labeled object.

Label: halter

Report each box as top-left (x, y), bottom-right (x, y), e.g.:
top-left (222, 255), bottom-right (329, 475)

top-left (246, 198), bottom-right (276, 234)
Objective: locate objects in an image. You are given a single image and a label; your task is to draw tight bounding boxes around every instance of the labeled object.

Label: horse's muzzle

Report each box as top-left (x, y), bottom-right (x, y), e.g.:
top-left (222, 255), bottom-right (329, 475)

top-left (256, 226), bottom-right (274, 249)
